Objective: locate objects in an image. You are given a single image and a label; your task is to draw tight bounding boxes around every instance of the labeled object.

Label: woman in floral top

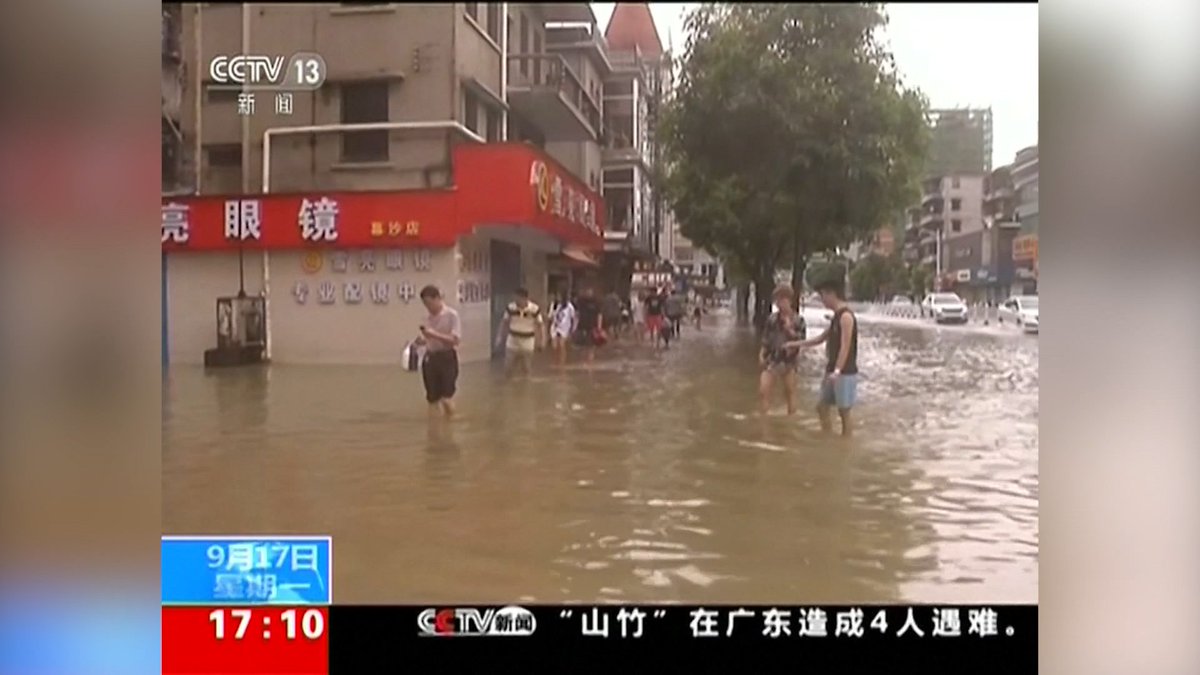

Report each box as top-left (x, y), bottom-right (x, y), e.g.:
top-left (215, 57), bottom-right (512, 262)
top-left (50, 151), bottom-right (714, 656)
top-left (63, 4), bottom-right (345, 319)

top-left (759, 284), bottom-right (802, 415)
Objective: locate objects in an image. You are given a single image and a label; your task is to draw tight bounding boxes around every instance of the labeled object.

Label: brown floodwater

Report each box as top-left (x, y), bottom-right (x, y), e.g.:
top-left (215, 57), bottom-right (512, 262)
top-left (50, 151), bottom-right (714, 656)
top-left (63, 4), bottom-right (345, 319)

top-left (163, 310), bottom-right (1038, 604)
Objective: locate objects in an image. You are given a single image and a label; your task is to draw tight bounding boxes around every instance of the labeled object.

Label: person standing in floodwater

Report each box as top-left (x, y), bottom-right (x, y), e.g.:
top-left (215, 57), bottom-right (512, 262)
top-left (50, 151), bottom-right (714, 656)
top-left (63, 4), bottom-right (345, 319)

top-left (415, 284), bottom-right (462, 418)
top-left (787, 278), bottom-right (859, 436)
top-left (758, 284), bottom-right (802, 415)
top-left (573, 286), bottom-right (605, 363)
top-left (548, 291), bottom-right (577, 367)
top-left (495, 287), bottom-right (543, 377)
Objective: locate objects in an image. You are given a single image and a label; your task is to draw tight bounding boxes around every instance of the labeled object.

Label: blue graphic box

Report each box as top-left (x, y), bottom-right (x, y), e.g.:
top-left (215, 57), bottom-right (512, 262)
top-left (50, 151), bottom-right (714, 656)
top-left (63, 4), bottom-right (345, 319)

top-left (161, 536), bottom-right (332, 605)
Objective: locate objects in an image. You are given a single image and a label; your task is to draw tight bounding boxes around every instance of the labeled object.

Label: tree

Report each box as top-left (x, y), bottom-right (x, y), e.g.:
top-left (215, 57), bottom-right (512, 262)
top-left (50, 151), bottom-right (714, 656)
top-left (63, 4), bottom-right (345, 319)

top-left (661, 3), bottom-right (929, 327)
top-left (849, 253), bottom-right (906, 301)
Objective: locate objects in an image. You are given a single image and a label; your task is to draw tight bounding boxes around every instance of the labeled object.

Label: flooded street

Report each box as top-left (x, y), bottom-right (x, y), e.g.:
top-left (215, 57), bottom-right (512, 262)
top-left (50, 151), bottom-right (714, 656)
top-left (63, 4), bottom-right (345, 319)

top-left (163, 310), bottom-right (1038, 604)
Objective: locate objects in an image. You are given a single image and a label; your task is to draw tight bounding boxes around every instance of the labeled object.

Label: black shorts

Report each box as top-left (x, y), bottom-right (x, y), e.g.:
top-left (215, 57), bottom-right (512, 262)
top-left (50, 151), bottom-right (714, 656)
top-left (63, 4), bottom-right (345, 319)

top-left (421, 350), bottom-right (459, 403)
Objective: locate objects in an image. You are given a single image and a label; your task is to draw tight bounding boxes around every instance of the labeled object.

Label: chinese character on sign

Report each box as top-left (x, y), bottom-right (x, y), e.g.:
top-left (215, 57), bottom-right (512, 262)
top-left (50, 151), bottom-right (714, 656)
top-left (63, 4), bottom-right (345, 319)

top-left (244, 574), bottom-right (277, 601)
top-left (298, 197), bottom-right (339, 242)
top-left (896, 607), bottom-right (925, 637)
top-left (388, 221), bottom-right (402, 237)
top-left (293, 281), bottom-right (309, 304)
top-left (275, 93), bottom-right (293, 116)
top-left (405, 220), bottom-right (420, 237)
top-left (161, 202), bottom-right (190, 243)
top-left (551, 176), bottom-right (563, 217)
top-left (566, 187), bottom-right (576, 222)
top-left (726, 608), bottom-right (754, 636)
top-left (370, 282), bottom-right (390, 304)
top-left (213, 574), bottom-right (244, 600)
top-left (385, 250), bottom-right (404, 271)
top-left (834, 608), bottom-right (864, 637)
top-left (397, 281), bottom-right (415, 303)
top-left (344, 281), bottom-right (363, 304)
top-left (330, 251), bottom-right (349, 273)
top-left (761, 608), bottom-right (791, 638)
top-left (581, 607), bottom-right (610, 638)
top-left (968, 608), bottom-right (999, 637)
top-left (689, 608), bottom-right (719, 637)
top-left (359, 250), bottom-right (376, 273)
top-left (290, 545), bottom-right (319, 572)
top-left (615, 608), bottom-right (646, 638)
top-left (223, 199), bottom-right (263, 241)
top-left (237, 93), bottom-right (255, 116)
top-left (413, 249), bottom-right (431, 271)
top-left (318, 281), bottom-right (336, 304)
top-left (932, 608), bottom-right (961, 637)
top-left (371, 221), bottom-right (384, 237)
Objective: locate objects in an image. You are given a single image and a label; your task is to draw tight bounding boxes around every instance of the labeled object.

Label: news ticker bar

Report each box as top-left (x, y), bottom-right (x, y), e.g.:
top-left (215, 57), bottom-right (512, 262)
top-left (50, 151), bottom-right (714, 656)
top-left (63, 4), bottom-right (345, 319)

top-left (161, 604), bottom-right (1037, 674)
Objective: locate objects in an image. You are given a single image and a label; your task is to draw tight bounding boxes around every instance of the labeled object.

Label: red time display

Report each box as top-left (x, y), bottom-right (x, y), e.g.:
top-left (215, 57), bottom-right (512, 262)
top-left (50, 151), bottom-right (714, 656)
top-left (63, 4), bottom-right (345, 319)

top-left (162, 606), bottom-right (328, 674)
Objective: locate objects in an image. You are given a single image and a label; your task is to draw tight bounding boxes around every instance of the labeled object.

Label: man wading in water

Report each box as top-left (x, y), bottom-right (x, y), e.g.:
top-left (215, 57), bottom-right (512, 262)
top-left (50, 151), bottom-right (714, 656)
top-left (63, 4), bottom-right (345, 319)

top-left (414, 285), bottom-right (462, 418)
top-left (787, 278), bottom-right (859, 436)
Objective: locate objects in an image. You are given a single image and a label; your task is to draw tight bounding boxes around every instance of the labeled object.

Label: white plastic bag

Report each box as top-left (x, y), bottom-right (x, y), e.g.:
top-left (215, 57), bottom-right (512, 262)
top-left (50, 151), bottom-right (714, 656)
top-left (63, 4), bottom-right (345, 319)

top-left (401, 341), bottom-right (421, 372)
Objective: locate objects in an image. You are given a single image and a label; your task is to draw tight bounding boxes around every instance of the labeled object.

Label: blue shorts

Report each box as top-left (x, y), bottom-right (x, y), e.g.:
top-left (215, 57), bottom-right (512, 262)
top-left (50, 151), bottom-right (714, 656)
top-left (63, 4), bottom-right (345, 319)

top-left (818, 374), bottom-right (858, 410)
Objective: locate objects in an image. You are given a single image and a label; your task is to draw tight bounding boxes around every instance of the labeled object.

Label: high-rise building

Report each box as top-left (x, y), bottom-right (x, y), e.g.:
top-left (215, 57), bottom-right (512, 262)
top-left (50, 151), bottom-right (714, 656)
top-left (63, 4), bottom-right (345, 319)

top-left (1009, 145), bottom-right (1038, 293)
top-left (926, 107), bottom-right (993, 176)
top-left (161, 3), bottom-right (607, 365)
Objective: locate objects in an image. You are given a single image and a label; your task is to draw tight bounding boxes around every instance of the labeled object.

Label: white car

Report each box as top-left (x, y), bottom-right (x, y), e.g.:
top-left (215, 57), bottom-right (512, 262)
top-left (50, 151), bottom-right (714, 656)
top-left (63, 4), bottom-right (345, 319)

top-left (890, 295), bottom-right (913, 305)
top-left (999, 295), bottom-right (1039, 332)
top-left (921, 293), bottom-right (969, 324)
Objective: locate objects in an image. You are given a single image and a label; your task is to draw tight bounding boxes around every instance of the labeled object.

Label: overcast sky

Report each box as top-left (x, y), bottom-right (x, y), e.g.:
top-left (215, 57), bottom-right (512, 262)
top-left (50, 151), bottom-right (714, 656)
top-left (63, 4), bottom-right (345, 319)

top-left (590, 3), bottom-right (1039, 168)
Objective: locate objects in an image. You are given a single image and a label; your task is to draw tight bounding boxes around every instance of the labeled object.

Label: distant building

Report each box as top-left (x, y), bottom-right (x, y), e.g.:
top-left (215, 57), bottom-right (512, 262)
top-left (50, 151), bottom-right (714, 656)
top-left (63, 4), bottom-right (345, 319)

top-left (926, 107), bottom-right (993, 176)
top-left (161, 4), bottom-right (187, 195)
top-left (1009, 145), bottom-right (1038, 293)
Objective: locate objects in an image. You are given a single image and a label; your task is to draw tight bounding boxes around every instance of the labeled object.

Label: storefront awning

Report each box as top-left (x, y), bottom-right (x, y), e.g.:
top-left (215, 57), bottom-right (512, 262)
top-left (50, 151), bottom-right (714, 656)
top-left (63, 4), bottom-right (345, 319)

top-left (161, 144), bottom-right (605, 253)
top-left (560, 246), bottom-right (601, 267)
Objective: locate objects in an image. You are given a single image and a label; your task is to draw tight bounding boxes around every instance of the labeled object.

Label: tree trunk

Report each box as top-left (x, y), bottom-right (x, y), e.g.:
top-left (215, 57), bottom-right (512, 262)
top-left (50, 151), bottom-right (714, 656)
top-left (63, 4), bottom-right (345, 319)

top-left (735, 283), bottom-right (750, 324)
top-left (753, 272), bottom-right (774, 330)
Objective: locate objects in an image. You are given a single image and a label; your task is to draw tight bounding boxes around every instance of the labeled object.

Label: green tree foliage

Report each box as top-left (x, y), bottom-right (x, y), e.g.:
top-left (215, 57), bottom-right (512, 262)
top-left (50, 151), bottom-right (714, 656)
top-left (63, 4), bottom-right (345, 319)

top-left (849, 253), bottom-right (908, 301)
top-left (661, 3), bottom-right (929, 325)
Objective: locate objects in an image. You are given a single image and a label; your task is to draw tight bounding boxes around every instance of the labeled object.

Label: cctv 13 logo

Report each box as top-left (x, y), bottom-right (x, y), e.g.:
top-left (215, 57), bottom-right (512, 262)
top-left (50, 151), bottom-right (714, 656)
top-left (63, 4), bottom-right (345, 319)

top-left (417, 606), bottom-right (537, 636)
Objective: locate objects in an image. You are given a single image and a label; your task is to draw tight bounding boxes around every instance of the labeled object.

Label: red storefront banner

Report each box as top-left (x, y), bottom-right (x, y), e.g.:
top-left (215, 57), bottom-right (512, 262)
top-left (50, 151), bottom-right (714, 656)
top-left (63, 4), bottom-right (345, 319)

top-left (161, 144), bottom-right (605, 253)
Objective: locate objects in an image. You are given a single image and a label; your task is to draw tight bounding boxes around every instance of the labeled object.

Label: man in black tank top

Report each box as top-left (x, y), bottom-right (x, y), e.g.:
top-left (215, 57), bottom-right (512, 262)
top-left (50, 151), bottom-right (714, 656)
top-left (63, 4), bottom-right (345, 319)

top-left (786, 278), bottom-right (859, 436)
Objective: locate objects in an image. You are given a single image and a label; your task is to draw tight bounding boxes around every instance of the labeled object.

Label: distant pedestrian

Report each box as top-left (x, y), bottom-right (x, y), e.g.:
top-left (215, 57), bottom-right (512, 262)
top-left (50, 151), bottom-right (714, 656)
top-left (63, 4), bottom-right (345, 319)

top-left (631, 292), bottom-right (647, 343)
top-left (643, 288), bottom-right (666, 348)
top-left (665, 290), bottom-right (685, 340)
top-left (548, 292), bottom-right (577, 367)
top-left (693, 301), bottom-right (703, 330)
top-left (786, 278), bottom-right (859, 436)
top-left (415, 285), bottom-right (461, 418)
top-left (573, 286), bottom-right (605, 362)
top-left (602, 291), bottom-right (624, 342)
top-left (495, 287), bottom-right (543, 377)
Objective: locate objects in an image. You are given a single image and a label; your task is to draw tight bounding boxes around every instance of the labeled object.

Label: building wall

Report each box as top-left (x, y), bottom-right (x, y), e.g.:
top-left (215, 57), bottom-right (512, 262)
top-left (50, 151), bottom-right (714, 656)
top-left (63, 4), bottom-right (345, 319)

top-left (181, 4), bottom-right (471, 196)
top-left (166, 251), bottom-right (266, 365)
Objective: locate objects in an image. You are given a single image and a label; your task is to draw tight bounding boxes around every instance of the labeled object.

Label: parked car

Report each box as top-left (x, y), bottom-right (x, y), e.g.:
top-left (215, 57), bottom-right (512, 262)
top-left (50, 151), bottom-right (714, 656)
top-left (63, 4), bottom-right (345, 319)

top-left (921, 293), bottom-right (969, 324)
top-left (998, 295), bottom-right (1039, 332)
top-left (890, 295), bottom-right (913, 305)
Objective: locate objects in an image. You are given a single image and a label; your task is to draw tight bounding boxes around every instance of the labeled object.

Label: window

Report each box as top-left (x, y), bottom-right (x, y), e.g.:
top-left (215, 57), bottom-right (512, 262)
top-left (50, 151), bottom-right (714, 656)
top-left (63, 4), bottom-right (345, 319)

top-left (204, 82), bottom-right (239, 103)
top-left (486, 4), bottom-right (501, 42)
top-left (519, 15), bottom-right (529, 76)
top-left (206, 143), bottom-right (241, 167)
top-left (589, 171), bottom-right (597, 189)
top-left (463, 88), bottom-right (480, 135)
top-left (485, 105), bottom-right (501, 142)
top-left (605, 80), bottom-right (634, 96)
top-left (951, 219), bottom-right (962, 233)
top-left (951, 198), bottom-right (962, 211)
top-left (533, 30), bottom-right (542, 82)
top-left (603, 168), bottom-right (634, 186)
top-left (951, 175), bottom-right (961, 188)
top-left (340, 80), bottom-right (390, 162)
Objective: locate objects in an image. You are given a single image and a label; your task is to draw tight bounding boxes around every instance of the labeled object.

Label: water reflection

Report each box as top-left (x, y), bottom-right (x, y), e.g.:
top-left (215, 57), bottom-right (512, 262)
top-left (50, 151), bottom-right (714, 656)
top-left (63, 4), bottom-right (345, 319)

top-left (163, 313), bottom-right (1038, 603)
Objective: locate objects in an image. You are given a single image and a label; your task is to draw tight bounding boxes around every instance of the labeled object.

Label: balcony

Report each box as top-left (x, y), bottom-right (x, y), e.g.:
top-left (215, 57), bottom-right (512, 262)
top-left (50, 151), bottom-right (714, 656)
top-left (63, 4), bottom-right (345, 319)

top-left (919, 211), bottom-right (944, 230)
top-left (921, 192), bottom-right (944, 208)
top-left (507, 54), bottom-right (601, 142)
top-left (602, 130), bottom-right (640, 164)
